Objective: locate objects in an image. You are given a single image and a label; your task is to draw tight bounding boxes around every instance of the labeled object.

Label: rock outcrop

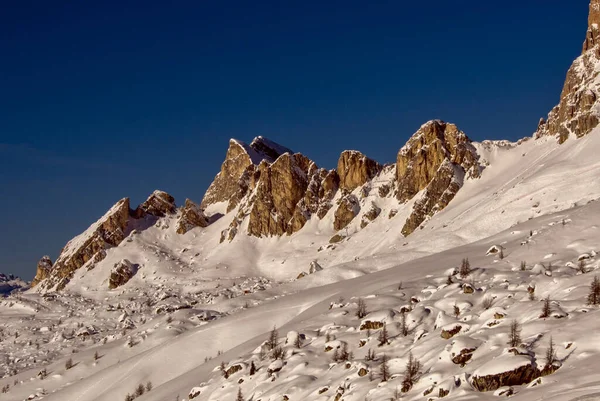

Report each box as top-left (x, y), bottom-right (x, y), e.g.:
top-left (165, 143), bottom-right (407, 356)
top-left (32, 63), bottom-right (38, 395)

top-left (397, 121), bottom-right (481, 235)
top-left (176, 199), bottom-right (209, 234)
top-left (108, 259), bottom-right (138, 289)
top-left (32, 198), bottom-right (131, 290)
top-left (334, 194), bottom-right (360, 231)
top-left (536, 0), bottom-right (600, 143)
top-left (337, 150), bottom-right (381, 192)
top-left (201, 137), bottom-right (293, 212)
top-left (31, 256), bottom-right (53, 287)
top-left (134, 190), bottom-right (176, 218)
top-left (247, 153), bottom-right (314, 237)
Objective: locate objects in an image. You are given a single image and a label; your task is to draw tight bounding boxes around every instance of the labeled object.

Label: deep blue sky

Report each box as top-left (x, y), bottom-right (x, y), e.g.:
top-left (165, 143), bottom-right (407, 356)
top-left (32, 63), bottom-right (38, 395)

top-left (0, 1), bottom-right (589, 279)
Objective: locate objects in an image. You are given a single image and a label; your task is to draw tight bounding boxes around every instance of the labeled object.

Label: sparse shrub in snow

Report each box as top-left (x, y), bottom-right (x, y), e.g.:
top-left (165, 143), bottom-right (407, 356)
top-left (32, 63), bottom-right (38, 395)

top-left (65, 358), bottom-right (73, 370)
top-left (578, 259), bottom-right (588, 274)
top-left (365, 348), bottom-right (376, 361)
top-left (266, 326), bottom-right (279, 350)
top-left (446, 275), bottom-right (453, 285)
top-left (124, 393), bottom-right (134, 401)
top-left (453, 304), bottom-right (460, 318)
top-left (249, 360), bottom-right (257, 375)
top-left (401, 352), bottom-right (421, 392)
top-left (94, 351), bottom-right (99, 361)
top-left (508, 320), bottom-right (522, 347)
top-left (482, 296), bottom-right (494, 309)
top-left (271, 345), bottom-right (284, 360)
top-left (356, 298), bottom-right (368, 319)
top-left (546, 336), bottom-right (557, 368)
top-left (587, 276), bottom-right (600, 305)
top-left (520, 261), bottom-right (527, 271)
top-left (377, 324), bottom-right (389, 346)
top-left (134, 383), bottom-right (145, 397)
top-left (540, 296), bottom-right (551, 318)
top-left (398, 312), bottom-right (409, 336)
top-left (380, 353), bottom-right (390, 382)
top-left (459, 258), bottom-right (471, 278)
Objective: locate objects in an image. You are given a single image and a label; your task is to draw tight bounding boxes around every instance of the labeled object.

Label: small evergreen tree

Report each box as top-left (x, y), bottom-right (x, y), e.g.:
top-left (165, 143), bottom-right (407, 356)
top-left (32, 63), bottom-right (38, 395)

top-left (453, 304), bottom-right (460, 318)
top-left (378, 323), bottom-right (389, 346)
top-left (267, 326), bottom-right (279, 350)
top-left (249, 360), bottom-right (257, 376)
top-left (520, 261), bottom-right (526, 271)
top-left (220, 361), bottom-right (227, 377)
top-left (541, 296), bottom-right (551, 318)
top-left (446, 275), bottom-right (453, 285)
top-left (236, 387), bottom-right (244, 401)
top-left (508, 320), bottom-right (522, 347)
top-left (365, 348), bottom-right (376, 361)
top-left (380, 353), bottom-right (390, 382)
top-left (356, 298), bottom-right (368, 319)
top-left (271, 345), bottom-right (284, 360)
top-left (459, 258), bottom-right (471, 278)
top-left (499, 248), bottom-right (504, 260)
top-left (124, 394), bottom-right (134, 401)
top-left (94, 351), bottom-right (99, 361)
top-left (545, 336), bottom-right (557, 368)
top-left (399, 312), bottom-right (409, 336)
top-left (146, 381), bottom-right (153, 392)
top-left (65, 358), bottom-right (74, 370)
top-left (401, 352), bottom-right (421, 392)
top-left (588, 276), bottom-right (600, 305)
top-left (135, 383), bottom-right (145, 397)
top-left (294, 334), bottom-right (303, 348)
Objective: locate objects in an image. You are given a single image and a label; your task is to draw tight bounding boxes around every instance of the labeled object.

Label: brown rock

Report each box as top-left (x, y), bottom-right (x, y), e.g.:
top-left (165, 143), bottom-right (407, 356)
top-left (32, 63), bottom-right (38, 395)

top-left (108, 259), bottom-right (138, 289)
top-left (337, 150), bottom-right (382, 191)
top-left (334, 194), bottom-right (360, 231)
top-left (176, 199), bottom-right (209, 234)
top-left (134, 190), bottom-right (176, 218)
top-left (247, 153), bottom-right (313, 237)
top-left (397, 121), bottom-right (480, 236)
top-left (31, 256), bottom-right (53, 287)
top-left (536, 0), bottom-right (600, 143)
top-left (33, 198), bottom-right (131, 290)
top-left (440, 325), bottom-right (462, 339)
top-left (471, 362), bottom-right (539, 392)
top-left (201, 137), bottom-right (293, 211)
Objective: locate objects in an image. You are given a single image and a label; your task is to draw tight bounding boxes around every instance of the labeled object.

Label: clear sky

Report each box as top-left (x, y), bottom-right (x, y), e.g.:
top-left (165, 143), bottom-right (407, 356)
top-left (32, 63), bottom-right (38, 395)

top-left (0, 1), bottom-right (590, 279)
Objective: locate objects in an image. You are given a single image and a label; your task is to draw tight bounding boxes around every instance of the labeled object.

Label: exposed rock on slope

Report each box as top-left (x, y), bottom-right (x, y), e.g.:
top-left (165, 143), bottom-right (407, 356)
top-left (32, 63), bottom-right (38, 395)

top-left (176, 199), bottom-right (209, 234)
top-left (31, 256), bottom-right (53, 287)
top-left (201, 137), bottom-right (293, 212)
top-left (0, 273), bottom-right (28, 296)
top-left (334, 194), bottom-right (360, 231)
top-left (32, 198), bottom-right (131, 290)
top-left (247, 153), bottom-right (314, 237)
top-left (536, 0), bottom-right (600, 143)
top-left (108, 259), bottom-right (138, 289)
top-left (337, 150), bottom-right (381, 191)
top-left (134, 190), bottom-right (176, 218)
top-left (397, 121), bottom-right (481, 235)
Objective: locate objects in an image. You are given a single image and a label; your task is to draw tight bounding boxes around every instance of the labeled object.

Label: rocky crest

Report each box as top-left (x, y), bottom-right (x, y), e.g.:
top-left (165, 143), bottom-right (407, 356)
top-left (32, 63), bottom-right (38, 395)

top-left (134, 190), bottom-right (176, 218)
top-left (201, 137), bottom-right (293, 212)
top-left (32, 198), bottom-right (131, 290)
top-left (176, 199), bottom-right (209, 234)
top-left (397, 121), bottom-right (480, 235)
top-left (536, 0), bottom-right (600, 143)
top-left (337, 150), bottom-right (381, 192)
top-left (31, 256), bottom-right (53, 287)
top-left (108, 259), bottom-right (138, 289)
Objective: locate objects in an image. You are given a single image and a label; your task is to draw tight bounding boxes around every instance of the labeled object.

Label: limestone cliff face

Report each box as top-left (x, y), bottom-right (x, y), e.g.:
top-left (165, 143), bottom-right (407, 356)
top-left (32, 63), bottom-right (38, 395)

top-left (337, 150), bottom-right (381, 192)
top-left (334, 194), bottom-right (360, 231)
top-left (536, 0), bottom-right (600, 143)
top-left (247, 154), bottom-right (314, 237)
top-left (201, 137), bottom-right (293, 212)
top-left (31, 256), bottom-right (53, 287)
top-left (134, 190), bottom-right (176, 218)
top-left (32, 198), bottom-right (131, 290)
top-left (397, 121), bottom-right (480, 235)
top-left (176, 199), bottom-right (209, 234)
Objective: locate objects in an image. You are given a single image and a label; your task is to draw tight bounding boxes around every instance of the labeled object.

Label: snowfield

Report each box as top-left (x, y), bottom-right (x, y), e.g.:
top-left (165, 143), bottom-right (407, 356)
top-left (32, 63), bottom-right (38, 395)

top-left (2, 129), bottom-right (600, 401)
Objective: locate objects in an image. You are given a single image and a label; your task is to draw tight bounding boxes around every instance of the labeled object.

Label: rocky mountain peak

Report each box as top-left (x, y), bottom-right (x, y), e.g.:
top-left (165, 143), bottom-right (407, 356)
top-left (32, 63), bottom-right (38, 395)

top-left (32, 198), bottom-right (131, 290)
top-left (397, 120), bottom-right (481, 235)
top-left (337, 150), bottom-right (382, 191)
top-left (201, 137), bottom-right (293, 211)
top-left (537, 0), bottom-right (600, 143)
top-left (134, 190), bottom-right (176, 218)
top-left (31, 256), bottom-right (53, 287)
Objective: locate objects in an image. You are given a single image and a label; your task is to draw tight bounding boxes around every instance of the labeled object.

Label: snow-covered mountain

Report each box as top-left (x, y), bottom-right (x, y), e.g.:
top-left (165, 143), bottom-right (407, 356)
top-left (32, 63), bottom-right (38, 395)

top-left (0, 273), bottom-right (28, 297)
top-left (3, 2), bottom-right (600, 401)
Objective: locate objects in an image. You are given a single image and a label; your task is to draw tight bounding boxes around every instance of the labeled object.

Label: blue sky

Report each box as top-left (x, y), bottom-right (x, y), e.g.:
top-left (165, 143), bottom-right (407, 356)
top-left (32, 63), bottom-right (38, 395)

top-left (0, 1), bottom-right (589, 279)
